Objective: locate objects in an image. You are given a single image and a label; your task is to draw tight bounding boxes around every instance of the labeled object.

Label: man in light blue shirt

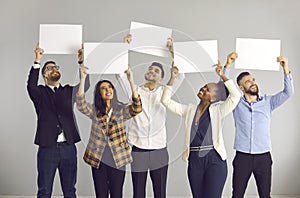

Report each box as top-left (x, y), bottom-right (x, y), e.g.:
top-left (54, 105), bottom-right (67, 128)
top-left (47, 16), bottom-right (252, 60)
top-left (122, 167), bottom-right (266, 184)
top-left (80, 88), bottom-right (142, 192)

top-left (224, 54), bottom-right (294, 198)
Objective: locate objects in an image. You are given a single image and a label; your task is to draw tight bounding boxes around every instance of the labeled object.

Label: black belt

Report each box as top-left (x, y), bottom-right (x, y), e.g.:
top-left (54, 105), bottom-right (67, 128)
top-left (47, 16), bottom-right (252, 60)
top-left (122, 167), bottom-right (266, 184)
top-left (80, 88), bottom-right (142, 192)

top-left (56, 141), bottom-right (68, 147)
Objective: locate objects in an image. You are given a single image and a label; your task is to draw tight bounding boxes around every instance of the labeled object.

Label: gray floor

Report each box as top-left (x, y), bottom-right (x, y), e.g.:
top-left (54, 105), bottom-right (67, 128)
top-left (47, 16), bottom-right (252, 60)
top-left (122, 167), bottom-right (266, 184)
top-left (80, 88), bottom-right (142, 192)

top-left (1, 196), bottom-right (300, 198)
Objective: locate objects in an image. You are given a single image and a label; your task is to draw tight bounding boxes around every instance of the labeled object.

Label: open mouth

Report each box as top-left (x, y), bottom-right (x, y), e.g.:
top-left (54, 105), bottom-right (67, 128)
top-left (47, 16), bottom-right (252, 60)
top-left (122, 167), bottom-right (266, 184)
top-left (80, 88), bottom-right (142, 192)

top-left (250, 85), bottom-right (257, 90)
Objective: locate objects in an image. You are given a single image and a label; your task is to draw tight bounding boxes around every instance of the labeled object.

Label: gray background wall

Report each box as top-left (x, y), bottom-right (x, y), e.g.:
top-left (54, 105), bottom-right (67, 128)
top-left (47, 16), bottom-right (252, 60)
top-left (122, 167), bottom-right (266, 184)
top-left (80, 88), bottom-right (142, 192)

top-left (0, 0), bottom-right (299, 196)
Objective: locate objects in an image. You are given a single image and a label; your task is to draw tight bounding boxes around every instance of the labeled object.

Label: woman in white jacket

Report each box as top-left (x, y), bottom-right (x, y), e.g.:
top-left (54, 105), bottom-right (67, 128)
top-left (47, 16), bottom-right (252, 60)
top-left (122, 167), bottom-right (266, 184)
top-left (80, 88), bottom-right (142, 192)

top-left (161, 61), bottom-right (241, 198)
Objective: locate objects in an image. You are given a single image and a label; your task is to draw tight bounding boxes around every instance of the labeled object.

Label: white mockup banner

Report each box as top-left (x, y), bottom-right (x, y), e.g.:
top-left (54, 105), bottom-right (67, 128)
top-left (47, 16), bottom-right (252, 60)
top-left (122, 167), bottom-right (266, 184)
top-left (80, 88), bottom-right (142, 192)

top-left (129, 21), bottom-right (172, 57)
top-left (39, 24), bottom-right (82, 54)
top-left (235, 38), bottom-right (281, 71)
top-left (84, 43), bottom-right (129, 74)
top-left (173, 40), bottom-right (218, 73)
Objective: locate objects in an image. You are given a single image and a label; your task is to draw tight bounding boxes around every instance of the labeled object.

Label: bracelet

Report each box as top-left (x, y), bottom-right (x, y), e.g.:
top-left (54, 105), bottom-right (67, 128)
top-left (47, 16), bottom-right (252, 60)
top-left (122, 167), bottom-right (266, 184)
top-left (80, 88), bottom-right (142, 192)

top-left (34, 61), bottom-right (40, 65)
top-left (78, 60), bottom-right (83, 64)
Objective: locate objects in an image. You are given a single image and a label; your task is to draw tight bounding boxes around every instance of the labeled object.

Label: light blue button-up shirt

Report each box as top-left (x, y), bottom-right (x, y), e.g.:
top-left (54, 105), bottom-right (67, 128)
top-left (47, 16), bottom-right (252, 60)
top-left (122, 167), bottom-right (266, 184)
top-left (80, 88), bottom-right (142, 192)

top-left (231, 71), bottom-right (293, 154)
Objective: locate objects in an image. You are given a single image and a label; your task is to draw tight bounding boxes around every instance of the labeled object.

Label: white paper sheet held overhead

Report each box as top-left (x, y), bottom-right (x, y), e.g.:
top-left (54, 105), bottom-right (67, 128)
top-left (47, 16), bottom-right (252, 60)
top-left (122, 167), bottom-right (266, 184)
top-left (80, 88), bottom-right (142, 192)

top-left (129, 21), bottom-right (172, 57)
top-left (39, 24), bottom-right (82, 54)
top-left (84, 43), bottom-right (129, 74)
top-left (235, 38), bottom-right (281, 71)
top-left (173, 40), bottom-right (218, 73)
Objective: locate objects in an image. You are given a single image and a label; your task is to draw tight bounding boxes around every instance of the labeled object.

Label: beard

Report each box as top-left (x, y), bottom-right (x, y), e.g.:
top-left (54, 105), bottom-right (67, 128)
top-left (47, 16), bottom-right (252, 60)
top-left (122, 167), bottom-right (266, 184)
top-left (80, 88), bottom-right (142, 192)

top-left (245, 85), bottom-right (259, 96)
top-left (49, 71), bottom-right (61, 82)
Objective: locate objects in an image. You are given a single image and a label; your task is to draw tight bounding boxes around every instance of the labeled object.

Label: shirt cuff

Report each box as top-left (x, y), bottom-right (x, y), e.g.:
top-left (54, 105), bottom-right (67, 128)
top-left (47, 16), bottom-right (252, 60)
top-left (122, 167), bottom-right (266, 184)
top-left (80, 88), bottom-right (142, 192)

top-left (33, 64), bottom-right (41, 69)
top-left (132, 95), bottom-right (141, 102)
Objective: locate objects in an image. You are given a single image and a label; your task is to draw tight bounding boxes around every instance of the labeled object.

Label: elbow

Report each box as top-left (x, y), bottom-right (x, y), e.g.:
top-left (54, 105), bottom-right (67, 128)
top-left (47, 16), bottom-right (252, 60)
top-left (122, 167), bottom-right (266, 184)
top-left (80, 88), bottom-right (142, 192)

top-left (135, 104), bottom-right (142, 114)
top-left (290, 88), bottom-right (295, 96)
top-left (76, 103), bottom-right (81, 111)
top-left (160, 93), bottom-right (168, 107)
top-left (160, 97), bottom-right (168, 108)
top-left (160, 97), bottom-right (166, 106)
top-left (137, 108), bottom-right (142, 114)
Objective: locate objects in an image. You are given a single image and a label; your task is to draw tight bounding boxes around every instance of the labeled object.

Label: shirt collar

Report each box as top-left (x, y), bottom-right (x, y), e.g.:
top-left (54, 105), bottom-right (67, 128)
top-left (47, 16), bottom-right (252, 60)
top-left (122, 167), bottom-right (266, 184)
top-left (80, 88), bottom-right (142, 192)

top-left (141, 84), bottom-right (161, 92)
top-left (47, 84), bottom-right (60, 92)
top-left (242, 95), bottom-right (263, 103)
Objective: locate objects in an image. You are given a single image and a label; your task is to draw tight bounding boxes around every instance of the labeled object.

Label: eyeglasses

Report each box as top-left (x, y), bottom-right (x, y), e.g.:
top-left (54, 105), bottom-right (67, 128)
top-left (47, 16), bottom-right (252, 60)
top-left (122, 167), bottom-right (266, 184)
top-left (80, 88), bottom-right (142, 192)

top-left (46, 65), bottom-right (60, 71)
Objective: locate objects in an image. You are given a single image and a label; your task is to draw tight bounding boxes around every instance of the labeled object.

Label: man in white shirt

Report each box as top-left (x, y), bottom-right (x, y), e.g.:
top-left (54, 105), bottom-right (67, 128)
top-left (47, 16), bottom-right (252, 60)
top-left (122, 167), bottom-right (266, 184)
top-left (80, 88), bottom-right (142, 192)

top-left (126, 62), bottom-right (184, 198)
top-left (121, 37), bottom-right (184, 198)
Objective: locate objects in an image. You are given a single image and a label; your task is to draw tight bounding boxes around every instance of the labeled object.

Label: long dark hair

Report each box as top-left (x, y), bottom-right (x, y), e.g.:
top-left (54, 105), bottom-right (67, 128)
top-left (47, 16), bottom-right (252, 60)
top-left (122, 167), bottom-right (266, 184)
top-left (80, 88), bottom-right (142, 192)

top-left (94, 80), bottom-right (124, 117)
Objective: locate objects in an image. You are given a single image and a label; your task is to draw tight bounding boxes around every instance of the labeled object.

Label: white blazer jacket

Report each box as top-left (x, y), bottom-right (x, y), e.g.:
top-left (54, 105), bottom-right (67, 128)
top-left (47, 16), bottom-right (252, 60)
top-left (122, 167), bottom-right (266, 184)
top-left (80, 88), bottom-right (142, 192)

top-left (161, 79), bottom-right (241, 161)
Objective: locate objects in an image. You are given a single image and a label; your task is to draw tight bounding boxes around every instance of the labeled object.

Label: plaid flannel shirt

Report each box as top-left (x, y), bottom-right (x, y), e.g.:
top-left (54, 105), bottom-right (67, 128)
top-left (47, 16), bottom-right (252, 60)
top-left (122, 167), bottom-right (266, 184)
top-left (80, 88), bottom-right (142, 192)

top-left (76, 93), bottom-right (142, 169)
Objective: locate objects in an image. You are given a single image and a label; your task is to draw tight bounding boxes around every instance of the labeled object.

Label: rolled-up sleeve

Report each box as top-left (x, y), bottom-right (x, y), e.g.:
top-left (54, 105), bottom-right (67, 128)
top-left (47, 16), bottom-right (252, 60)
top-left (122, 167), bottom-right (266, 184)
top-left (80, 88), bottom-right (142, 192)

top-left (123, 95), bottom-right (142, 120)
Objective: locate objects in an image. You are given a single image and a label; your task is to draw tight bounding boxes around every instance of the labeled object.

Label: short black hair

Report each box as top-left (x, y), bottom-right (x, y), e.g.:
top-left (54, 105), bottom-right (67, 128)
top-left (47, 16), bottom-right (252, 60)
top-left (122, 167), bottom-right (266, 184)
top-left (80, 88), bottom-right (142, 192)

top-left (41, 60), bottom-right (56, 75)
top-left (236, 71), bottom-right (251, 85)
top-left (149, 62), bottom-right (165, 78)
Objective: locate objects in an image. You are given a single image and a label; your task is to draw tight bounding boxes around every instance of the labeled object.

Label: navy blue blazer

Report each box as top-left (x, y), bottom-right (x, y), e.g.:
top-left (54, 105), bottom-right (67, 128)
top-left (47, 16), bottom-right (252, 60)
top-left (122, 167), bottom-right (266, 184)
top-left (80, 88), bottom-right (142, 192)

top-left (27, 67), bottom-right (90, 147)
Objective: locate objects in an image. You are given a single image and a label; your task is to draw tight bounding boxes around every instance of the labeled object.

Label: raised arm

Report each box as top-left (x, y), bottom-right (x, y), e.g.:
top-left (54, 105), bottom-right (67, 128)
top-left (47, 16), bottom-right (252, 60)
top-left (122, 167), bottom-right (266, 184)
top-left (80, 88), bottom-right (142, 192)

top-left (116, 34), bottom-right (136, 99)
top-left (166, 37), bottom-right (185, 92)
top-left (122, 64), bottom-right (142, 120)
top-left (75, 64), bottom-right (94, 119)
top-left (220, 52), bottom-right (238, 78)
top-left (124, 64), bottom-right (139, 99)
top-left (269, 56), bottom-right (294, 110)
top-left (34, 42), bottom-right (44, 65)
top-left (73, 44), bottom-right (90, 92)
top-left (214, 52), bottom-right (238, 100)
top-left (27, 43), bottom-right (45, 102)
top-left (77, 64), bottom-right (88, 96)
top-left (277, 56), bottom-right (290, 74)
top-left (161, 65), bottom-right (187, 117)
top-left (215, 60), bottom-right (229, 82)
top-left (218, 79), bottom-right (241, 117)
top-left (224, 52), bottom-right (238, 69)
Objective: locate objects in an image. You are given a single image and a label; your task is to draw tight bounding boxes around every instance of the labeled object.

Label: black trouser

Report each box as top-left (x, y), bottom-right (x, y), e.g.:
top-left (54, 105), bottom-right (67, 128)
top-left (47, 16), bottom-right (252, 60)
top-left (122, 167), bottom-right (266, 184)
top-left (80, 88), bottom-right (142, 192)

top-left (131, 146), bottom-right (169, 198)
top-left (232, 151), bottom-right (272, 198)
top-left (91, 163), bottom-right (125, 198)
top-left (188, 149), bottom-right (227, 198)
top-left (91, 146), bottom-right (126, 198)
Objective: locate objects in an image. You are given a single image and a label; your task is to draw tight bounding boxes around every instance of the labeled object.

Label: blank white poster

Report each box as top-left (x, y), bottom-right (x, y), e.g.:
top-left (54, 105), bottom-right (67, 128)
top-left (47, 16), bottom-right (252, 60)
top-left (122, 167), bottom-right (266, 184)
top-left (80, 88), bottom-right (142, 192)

top-left (84, 42), bottom-right (129, 74)
top-left (235, 38), bottom-right (281, 71)
top-left (129, 21), bottom-right (172, 57)
top-left (39, 24), bottom-right (82, 54)
top-left (173, 40), bottom-right (218, 73)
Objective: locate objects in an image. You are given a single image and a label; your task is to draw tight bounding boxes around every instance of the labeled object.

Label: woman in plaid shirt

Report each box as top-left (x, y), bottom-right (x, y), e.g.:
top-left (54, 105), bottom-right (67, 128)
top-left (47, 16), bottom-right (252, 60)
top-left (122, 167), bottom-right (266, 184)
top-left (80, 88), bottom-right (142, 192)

top-left (76, 65), bottom-right (142, 198)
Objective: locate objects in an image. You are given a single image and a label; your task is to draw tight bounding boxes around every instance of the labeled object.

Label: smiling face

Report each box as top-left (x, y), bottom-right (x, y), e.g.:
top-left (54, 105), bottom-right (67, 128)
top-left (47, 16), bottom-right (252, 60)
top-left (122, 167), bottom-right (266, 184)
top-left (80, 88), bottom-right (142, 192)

top-left (144, 65), bottom-right (163, 83)
top-left (99, 82), bottom-right (114, 101)
top-left (238, 74), bottom-right (259, 96)
top-left (43, 62), bottom-right (61, 82)
top-left (197, 83), bottom-right (219, 102)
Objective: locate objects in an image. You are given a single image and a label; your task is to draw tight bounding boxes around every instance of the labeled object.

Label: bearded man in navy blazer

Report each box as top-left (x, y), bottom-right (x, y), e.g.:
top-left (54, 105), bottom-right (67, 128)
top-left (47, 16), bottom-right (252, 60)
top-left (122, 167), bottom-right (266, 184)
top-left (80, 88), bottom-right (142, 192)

top-left (27, 43), bottom-right (90, 198)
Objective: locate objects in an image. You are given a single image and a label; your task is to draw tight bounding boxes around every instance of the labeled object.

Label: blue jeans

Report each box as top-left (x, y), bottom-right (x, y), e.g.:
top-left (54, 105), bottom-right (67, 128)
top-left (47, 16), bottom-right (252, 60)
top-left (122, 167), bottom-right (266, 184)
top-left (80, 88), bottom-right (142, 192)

top-left (37, 143), bottom-right (77, 198)
top-left (188, 149), bottom-right (227, 198)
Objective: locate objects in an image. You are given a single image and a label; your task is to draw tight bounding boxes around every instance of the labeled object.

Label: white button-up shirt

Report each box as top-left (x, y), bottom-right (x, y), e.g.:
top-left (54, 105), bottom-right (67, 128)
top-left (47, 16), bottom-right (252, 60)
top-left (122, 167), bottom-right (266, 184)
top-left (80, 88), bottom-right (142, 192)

top-left (128, 85), bottom-right (167, 149)
top-left (120, 73), bottom-right (185, 149)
